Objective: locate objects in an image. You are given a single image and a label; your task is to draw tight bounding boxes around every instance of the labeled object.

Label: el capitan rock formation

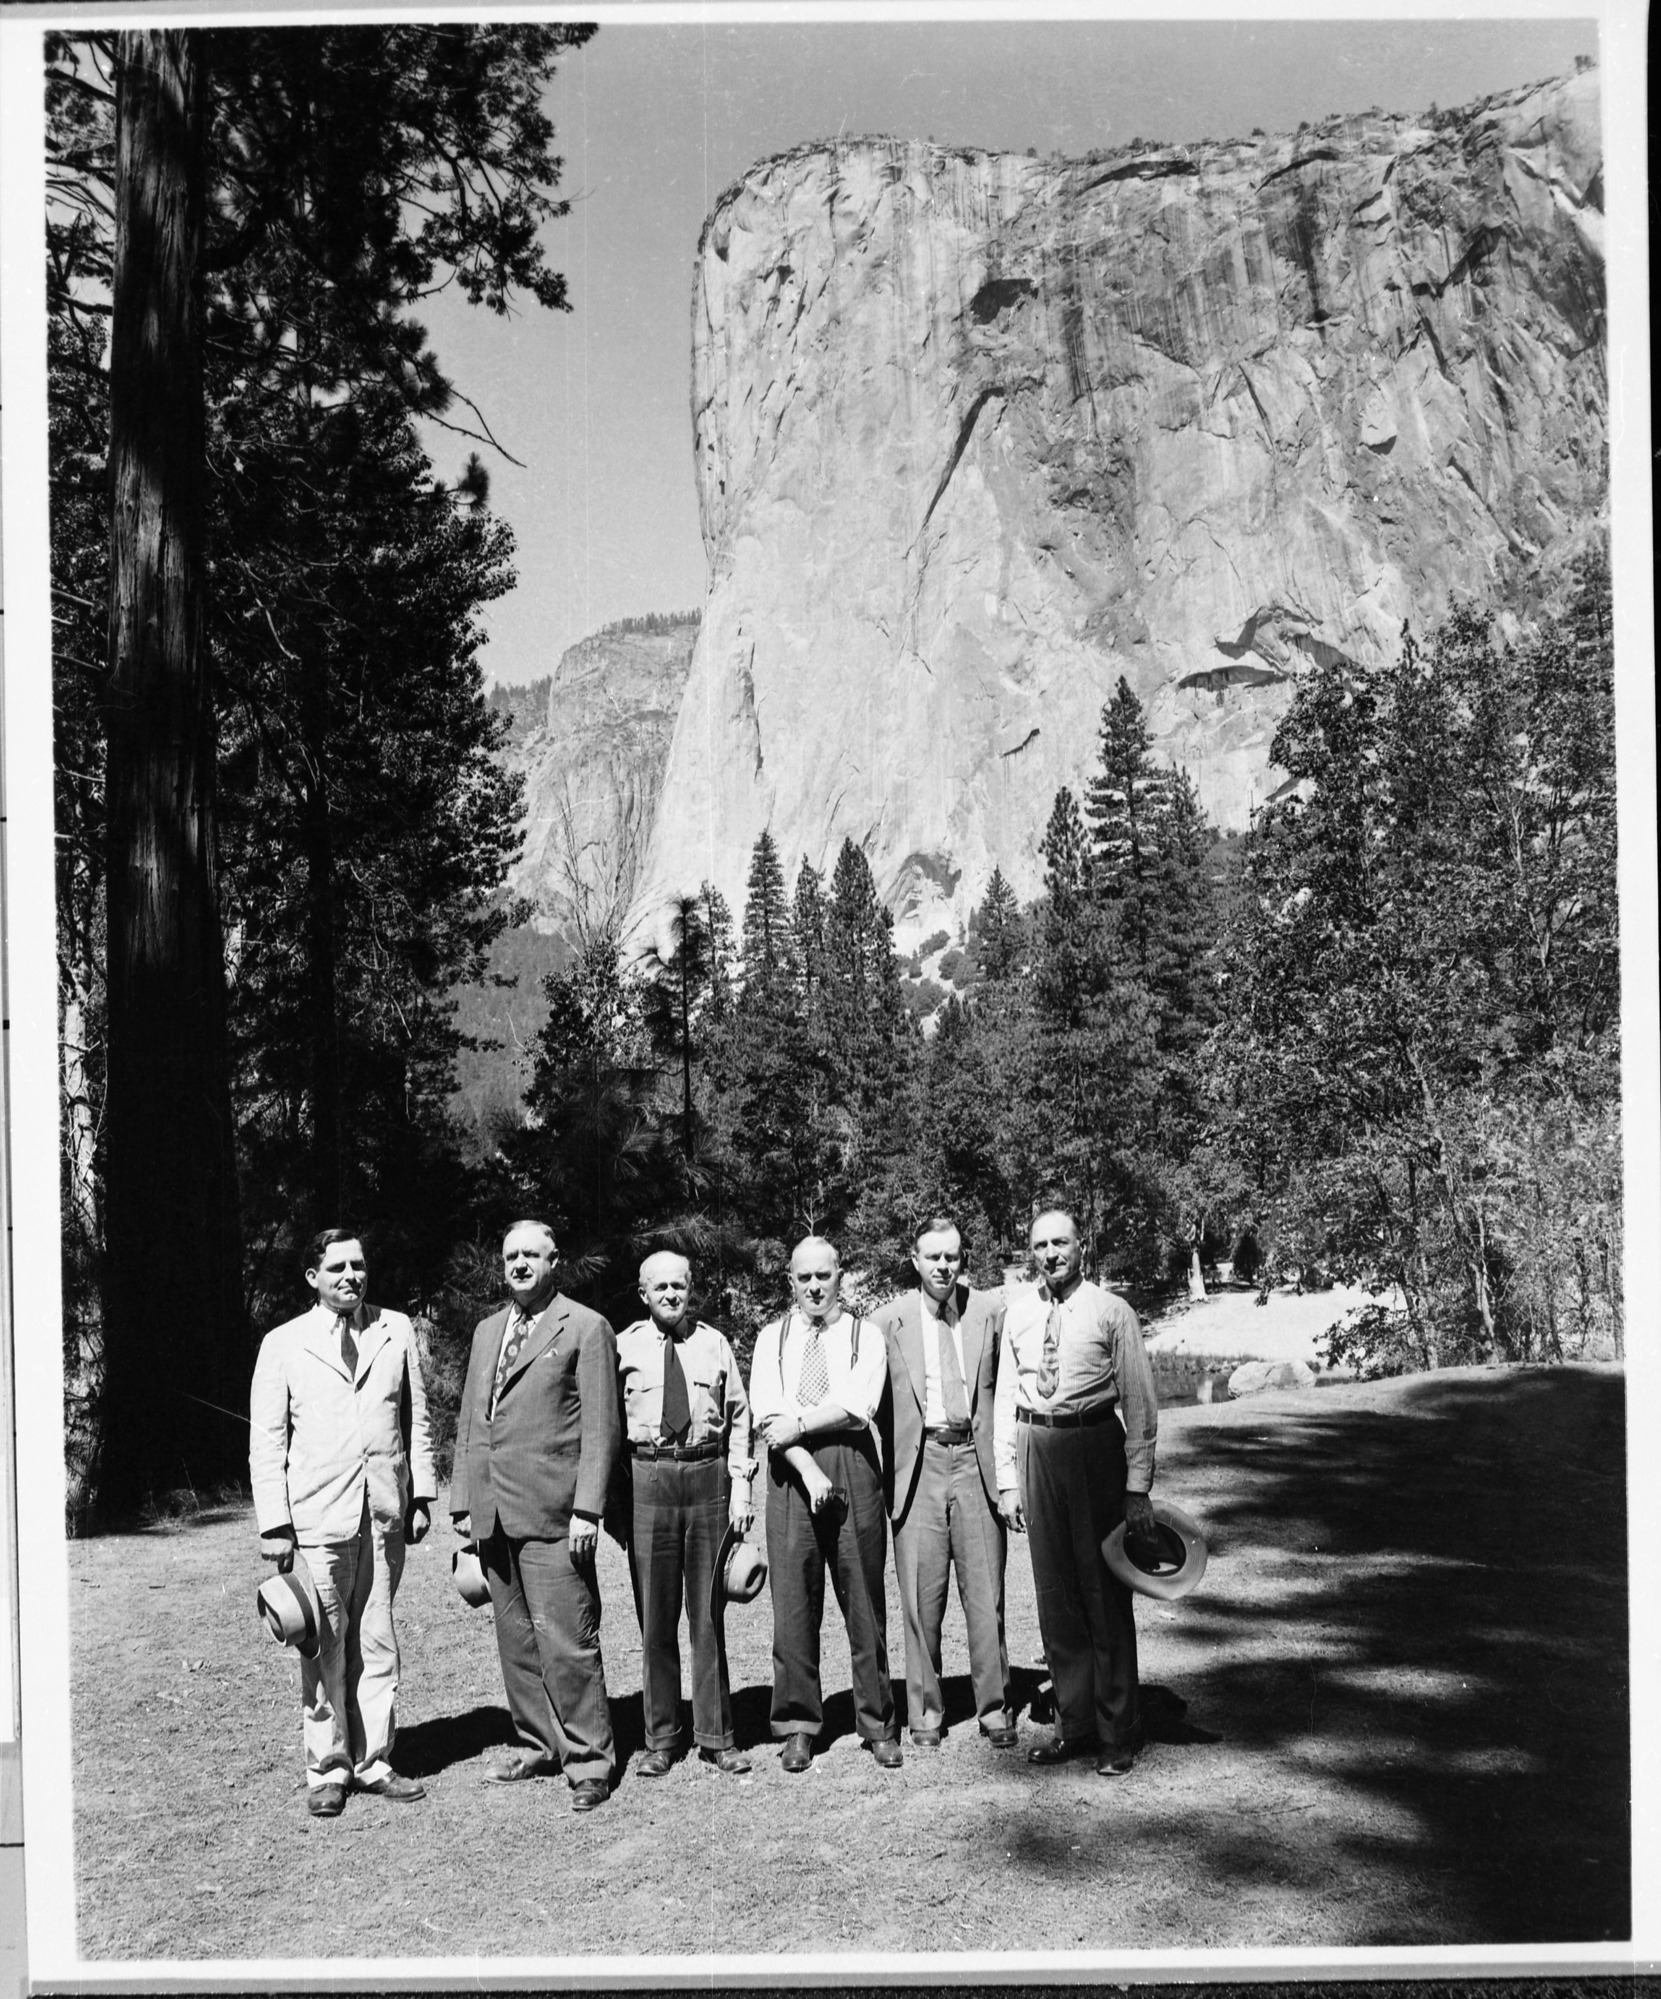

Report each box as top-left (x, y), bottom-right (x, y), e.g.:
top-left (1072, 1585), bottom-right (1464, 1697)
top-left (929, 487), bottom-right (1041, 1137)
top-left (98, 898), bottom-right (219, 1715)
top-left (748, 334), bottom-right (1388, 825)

top-left (626, 70), bottom-right (1604, 946)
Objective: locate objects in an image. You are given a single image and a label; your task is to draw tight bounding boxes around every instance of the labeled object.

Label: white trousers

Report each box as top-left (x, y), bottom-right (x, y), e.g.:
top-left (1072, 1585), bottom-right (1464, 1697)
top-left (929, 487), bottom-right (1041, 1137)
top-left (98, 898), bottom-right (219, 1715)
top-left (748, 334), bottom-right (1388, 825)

top-left (298, 1501), bottom-right (405, 1788)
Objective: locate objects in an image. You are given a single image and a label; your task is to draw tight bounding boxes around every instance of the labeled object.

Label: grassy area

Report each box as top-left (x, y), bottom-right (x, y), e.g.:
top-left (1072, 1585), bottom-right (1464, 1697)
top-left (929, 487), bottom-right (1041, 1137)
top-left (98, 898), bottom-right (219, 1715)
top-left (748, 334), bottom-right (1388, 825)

top-left (67, 1364), bottom-right (1627, 1959)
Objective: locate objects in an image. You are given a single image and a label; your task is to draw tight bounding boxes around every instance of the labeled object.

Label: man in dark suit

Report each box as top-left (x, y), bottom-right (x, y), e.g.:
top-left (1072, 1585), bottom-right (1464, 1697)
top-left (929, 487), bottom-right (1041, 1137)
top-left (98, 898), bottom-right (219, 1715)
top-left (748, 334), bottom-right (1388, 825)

top-left (451, 1220), bottom-right (623, 1811)
top-left (877, 1216), bottom-right (1016, 1750)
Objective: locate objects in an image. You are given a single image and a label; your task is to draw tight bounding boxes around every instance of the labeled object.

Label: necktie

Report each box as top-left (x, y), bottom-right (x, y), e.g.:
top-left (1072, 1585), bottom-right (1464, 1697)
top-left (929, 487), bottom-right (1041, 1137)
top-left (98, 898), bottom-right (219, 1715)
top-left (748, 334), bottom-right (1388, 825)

top-left (339, 1317), bottom-right (359, 1380)
top-left (1037, 1299), bottom-right (1062, 1399)
top-left (796, 1318), bottom-right (831, 1407)
top-left (936, 1305), bottom-right (969, 1424)
top-left (491, 1309), bottom-right (530, 1415)
top-left (661, 1335), bottom-right (692, 1442)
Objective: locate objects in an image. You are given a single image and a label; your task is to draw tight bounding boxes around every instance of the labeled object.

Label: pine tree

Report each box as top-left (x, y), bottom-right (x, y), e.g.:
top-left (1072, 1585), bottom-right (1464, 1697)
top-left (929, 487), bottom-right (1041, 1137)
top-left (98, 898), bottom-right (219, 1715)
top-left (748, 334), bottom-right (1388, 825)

top-left (1086, 676), bottom-right (1167, 975)
top-left (975, 865), bottom-right (1024, 981)
top-left (792, 858), bottom-right (827, 1014)
top-left (739, 830), bottom-right (793, 1011)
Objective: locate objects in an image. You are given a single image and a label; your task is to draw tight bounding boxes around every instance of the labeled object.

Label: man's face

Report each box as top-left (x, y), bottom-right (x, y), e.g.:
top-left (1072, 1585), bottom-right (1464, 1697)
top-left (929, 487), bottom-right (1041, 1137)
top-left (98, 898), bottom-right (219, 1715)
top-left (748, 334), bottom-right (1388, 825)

top-left (1030, 1213), bottom-right (1082, 1292)
top-left (639, 1255), bottom-right (692, 1334)
top-left (503, 1226), bottom-right (558, 1307)
top-left (912, 1228), bottom-right (963, 1304)
top-left (789, 1244), bottom-right (840, 1322)
top-left (307, 1238), bottom-right (366, 1316)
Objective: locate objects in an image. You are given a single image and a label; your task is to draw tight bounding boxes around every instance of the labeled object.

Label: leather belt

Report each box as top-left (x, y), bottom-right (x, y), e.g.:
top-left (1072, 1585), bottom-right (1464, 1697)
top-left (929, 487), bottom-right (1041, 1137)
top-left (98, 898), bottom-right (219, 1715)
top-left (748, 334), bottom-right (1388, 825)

top-left (924, 1425), bottom-right (972, 1445)
top-left (630, 1439), bottom-right (721, 1461)
top-left (1017, 1401), bottom-right (1117, 1430)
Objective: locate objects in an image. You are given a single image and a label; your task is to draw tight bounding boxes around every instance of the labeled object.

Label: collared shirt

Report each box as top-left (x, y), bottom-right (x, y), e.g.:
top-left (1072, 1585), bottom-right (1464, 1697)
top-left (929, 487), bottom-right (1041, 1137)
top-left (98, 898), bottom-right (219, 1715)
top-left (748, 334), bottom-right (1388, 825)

top-left (920, 1291), bottom-right (970, 1430)
top-left (993, 1278), bottom-right (1158, 1495)
top-left (748, 1307), bottom-right (887, 1443)
top-left (615, 1316), bottom-right (755, 1481)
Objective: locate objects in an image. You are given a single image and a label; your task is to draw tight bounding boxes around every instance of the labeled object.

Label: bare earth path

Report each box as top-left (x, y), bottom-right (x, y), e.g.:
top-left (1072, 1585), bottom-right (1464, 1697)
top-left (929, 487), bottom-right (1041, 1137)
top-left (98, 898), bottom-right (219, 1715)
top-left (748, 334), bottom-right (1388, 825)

top-left (67, 1363), bottom-right (1627, 1960)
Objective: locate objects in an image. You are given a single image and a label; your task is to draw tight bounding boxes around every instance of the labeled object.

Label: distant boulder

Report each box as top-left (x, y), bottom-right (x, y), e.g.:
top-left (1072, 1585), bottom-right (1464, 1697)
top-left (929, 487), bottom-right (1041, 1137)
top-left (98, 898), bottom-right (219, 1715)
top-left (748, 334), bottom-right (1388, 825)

top-left (1227, 1358), bottom-right (1317, 1398)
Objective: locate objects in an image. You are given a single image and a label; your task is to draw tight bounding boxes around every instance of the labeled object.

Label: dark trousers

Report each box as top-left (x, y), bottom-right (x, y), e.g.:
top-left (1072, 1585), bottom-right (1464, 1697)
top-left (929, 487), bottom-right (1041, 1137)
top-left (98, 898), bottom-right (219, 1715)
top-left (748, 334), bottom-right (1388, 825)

top-left (627, 1455), bottom-right (734, 1750)
top-left (481, 1524), bottom-right (615, 1785)
top-left (892, 1437), bottom-right (1009, 1733)
top-left (766, 1432), bottom-right (895, 1742)
top-left (1018, 1415), bottom-right (1140, 1751)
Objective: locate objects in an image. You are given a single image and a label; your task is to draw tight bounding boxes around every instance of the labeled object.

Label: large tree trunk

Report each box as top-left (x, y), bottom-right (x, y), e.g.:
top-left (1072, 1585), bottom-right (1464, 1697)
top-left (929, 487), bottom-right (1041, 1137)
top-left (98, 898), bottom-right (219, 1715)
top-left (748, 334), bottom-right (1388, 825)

top-left (298, 632), bottom-right (343, 1223)
top-left (99, 32), bottom-right (245, 1514)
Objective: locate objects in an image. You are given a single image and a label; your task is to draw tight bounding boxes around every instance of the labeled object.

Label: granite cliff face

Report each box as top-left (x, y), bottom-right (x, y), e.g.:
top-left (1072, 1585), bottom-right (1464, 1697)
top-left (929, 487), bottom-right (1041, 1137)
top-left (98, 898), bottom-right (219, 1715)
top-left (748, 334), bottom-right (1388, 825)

top-left (506, 616), bottom-right (699, 940)
top-left (628, 71), bottom-right (1604, 945)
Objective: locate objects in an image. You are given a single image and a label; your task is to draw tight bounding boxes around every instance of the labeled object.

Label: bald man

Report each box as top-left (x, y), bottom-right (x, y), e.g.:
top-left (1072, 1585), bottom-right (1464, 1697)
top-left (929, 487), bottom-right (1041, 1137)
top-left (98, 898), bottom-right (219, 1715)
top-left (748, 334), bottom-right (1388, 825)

top-left (615, 1253), bottom-right (756, 1777)
top-left (749, 1237), bottom-right (900, 1772)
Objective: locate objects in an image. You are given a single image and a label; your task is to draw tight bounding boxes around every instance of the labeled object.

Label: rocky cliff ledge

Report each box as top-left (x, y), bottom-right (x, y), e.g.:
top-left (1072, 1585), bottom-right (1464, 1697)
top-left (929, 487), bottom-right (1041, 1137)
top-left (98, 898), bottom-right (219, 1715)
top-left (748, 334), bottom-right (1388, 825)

top-left (629, 71), bottom-right (1604, 945)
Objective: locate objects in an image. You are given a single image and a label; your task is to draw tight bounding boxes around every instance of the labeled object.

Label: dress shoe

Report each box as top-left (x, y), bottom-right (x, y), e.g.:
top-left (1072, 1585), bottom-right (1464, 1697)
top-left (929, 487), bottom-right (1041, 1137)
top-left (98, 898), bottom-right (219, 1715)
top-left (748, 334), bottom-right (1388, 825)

top-left (570, 1779), bottom-right (609, 1812)
top-left (909, 1726), bottom-right (943, 1748)
top-left (1095, 1743), bottom-right (1137, 1776)
top-left (699, 1746), bottom-right (752, 1775)
top-left (486, 1753), bottom-right (558, 1783)
top-left (1027, 1735), bottom-right (1095, 1766)
top-left (865, 1736), bottom-right (903, 1770)
top-left (637, 1748), bottom-right (675, 1778)
top-left (355, 1772), bottom-right (425, 1802)
top-left (306, 1781), bottom-right (347, 1818)
top-left (779, 1732), bottom-right (814, 1773)
top-left (980, 1724), bottom-right (1020, 1749)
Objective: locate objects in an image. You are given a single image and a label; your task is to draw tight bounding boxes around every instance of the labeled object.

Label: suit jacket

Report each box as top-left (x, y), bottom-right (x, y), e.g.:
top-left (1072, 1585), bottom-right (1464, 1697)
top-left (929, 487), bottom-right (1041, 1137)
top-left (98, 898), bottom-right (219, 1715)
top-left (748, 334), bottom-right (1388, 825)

top-left (876, 1283), bottom-right (1004, 1529)
top-left (450, 1292), bottom-right (623, 1543)
top-left (249, 1304), bottom-right (436, 1543)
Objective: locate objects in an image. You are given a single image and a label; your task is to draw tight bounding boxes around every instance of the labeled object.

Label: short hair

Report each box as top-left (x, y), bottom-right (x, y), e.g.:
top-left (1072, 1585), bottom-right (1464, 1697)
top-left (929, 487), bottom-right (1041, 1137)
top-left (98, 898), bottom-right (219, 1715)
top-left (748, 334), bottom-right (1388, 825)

top-left (639, 1249), bottom-right (691, 1285)
top-left (305, 1227), bottom-right (363, 1273)
top-left (1029, 1206), bottom-right (1079, 1241)
top-left (914, 1215), bottom-right (965, 1251)
top-left (502, 1218), bottom-right (558, 1254)
top-left (790, 1234), bottom-right (840, 1271)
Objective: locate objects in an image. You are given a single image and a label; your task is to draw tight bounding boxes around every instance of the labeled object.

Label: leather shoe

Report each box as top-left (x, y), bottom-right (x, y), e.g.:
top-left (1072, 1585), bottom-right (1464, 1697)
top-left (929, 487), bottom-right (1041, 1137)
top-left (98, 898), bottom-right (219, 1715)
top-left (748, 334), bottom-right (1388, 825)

top-left (779, 1732), bottom-right (814, 1773)
top-left (486, 1754), bottom-right (558, 1783)
top-left (981, 1724), bottom-right (1020, 1749)
top-left (306, 1781), bottom-right (347, 1818)
top-left (355, 1772), bottom-right (425, 1802)
top-left (909, 1727), bottom-right (943, 1748)
top-left (699, 1746), bottom-right (752, 1775)
top-left (865, 1736), bottom-right (903, 1770)
top-left (1095, 1743), bottom-right (1137, 1776)
top-left (570, 1779), bottom-right (609, 1812)
top-left (637, 1749), bottom-right (675, 1778)
top-left (1027, 1735), bottom-right (1094, 1766)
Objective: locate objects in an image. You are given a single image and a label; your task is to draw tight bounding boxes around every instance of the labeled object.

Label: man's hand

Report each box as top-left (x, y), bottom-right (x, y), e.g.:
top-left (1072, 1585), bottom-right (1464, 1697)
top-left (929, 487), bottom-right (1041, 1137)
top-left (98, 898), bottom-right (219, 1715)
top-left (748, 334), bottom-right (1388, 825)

top-left (405, 1501), bottom-right (431, 1545)
top-left (801, 1464), bottom-right (835, 1513)
top-left (1124, 1490), bottom-right (1160, 1564)
top-left (452, 1511), bottom-right (472, 1540)
top-left (997, 1492), bottom-right (1025, 1534)
top-left (260, 1528), bottom-right (296, 1573)
top-left (568, 1515), bottom-right (599, 1564)
top-left (729, 1500), bottom-right (755, 1535)
top-left (759, 1411), bottom-right (803, 1450)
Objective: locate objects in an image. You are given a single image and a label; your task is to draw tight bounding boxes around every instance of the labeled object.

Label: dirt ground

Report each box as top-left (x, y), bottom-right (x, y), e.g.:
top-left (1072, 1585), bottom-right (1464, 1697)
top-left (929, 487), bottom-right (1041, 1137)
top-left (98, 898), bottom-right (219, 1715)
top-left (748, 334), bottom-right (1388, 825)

top-left (66, 1362), bottom-right (1627, 1960)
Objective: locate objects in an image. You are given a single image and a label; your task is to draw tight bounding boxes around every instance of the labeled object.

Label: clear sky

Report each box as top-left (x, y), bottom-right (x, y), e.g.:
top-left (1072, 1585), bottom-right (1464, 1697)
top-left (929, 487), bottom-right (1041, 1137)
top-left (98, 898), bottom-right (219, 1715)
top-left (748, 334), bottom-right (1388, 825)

top-left (415, 16), bottom-right (1600, 688)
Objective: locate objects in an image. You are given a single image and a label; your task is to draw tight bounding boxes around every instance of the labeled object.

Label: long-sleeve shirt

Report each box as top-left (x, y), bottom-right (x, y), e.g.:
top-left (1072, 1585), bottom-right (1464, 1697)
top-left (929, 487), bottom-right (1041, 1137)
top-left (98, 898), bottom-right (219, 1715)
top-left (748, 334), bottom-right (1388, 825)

top-left (748, 1308), bottom-right (887, 1456)
top-left (614, 1316), bottom-right (755, 1482)
top-left (993, 1279), bottom-right (1158, 1496)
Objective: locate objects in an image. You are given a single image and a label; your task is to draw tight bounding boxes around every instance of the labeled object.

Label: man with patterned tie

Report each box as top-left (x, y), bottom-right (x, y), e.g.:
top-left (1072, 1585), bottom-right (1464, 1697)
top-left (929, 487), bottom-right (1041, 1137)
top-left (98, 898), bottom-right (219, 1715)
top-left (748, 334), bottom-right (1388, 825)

top-left (994, 1208), bottom-right (1162, 1776)
top-left (250, 1228), bottom-right (436, 1817)
top-left (451, 1220), bottom-right (623, 1811)
top-left (876, 1217), bottom-right (1016, 1749)
top-left (749, 1236), bottom-right (901, 1772)
top-left (615, 1250), bottom-right (757, 1777)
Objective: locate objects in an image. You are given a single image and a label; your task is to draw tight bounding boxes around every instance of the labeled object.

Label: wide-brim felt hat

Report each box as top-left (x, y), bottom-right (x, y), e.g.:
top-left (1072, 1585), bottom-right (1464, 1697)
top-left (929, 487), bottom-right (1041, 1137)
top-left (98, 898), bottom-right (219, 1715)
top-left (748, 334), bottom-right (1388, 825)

top-left (256, 1552), bottom-right (325, 1659)
top-left (1102, 1499), bottom-right (1208, 1601)
top-left (710, 1519), bottom-right (767, 1627)
top-left (452, 1543), bottom-right (491, 1609)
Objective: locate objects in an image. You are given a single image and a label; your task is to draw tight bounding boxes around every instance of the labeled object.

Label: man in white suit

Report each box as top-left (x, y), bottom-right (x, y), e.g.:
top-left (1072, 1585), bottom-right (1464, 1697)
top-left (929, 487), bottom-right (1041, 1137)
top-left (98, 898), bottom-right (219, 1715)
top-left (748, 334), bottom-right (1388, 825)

top-left (250, 1228), bottom-right (436, 1817)
top-left (876, 1217), bottom-right (1015, 1749)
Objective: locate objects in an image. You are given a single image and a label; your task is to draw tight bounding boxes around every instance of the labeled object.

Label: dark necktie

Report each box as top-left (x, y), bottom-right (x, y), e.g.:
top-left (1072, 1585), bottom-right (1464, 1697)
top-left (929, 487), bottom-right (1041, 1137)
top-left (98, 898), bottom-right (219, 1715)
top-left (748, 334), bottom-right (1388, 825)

top-left (936, 1305), bottom-right (969, 1424)
top-left (1037, 1299), bottom-right (1062, 1399)
top-left (796, 1319), bottom-right (831, 1407)
top-left (491, 1309), bottom-right (530, 1415)
top-left (661, 1334), bottom-right (692, 1442)
top-left (339, 1317), bottom-right (359, 1380)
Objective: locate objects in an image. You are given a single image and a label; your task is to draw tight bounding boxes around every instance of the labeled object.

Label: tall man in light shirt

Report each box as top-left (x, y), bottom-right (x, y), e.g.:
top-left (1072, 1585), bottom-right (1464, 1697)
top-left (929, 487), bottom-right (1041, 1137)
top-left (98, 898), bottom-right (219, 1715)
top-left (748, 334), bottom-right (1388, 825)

top-left (749, 1236), bottom-right (902, 1771)
top-left (616, 1251), bottom-right (757, 1777)
top-left (876, 1217), bottom-right (1015, 1749)
top-left (995, 1208), bottom-right (1162, 1776)
top-left (251, 1228), bottom-right (435, 1817)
